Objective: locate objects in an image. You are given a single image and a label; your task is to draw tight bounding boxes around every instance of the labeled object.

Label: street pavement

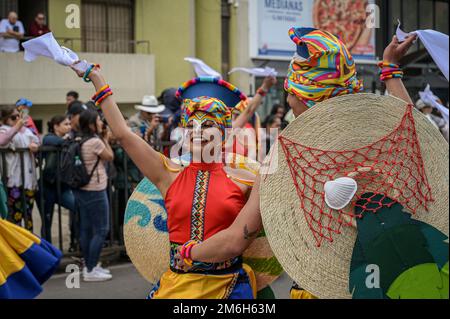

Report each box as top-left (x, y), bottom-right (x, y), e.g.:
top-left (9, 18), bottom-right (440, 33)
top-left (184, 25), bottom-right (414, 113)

top-left (38, 263), bottom-right (293, 299)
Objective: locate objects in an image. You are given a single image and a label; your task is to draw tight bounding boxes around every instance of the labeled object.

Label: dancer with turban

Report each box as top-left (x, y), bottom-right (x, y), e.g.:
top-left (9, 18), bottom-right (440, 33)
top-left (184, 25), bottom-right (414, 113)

top-left (174, 28), bottom-right (420, 299)
top-left (69, 61), bottom-right (258, 298)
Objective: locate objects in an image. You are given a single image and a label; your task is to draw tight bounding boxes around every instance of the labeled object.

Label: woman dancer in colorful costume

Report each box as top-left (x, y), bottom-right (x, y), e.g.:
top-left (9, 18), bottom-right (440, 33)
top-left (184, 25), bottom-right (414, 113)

top-left (70, 62), bottom-right (258, 298)
top-left (176, 28), bottom-right (419, 299)
top-left (0, 217), bottom-right (62, 299)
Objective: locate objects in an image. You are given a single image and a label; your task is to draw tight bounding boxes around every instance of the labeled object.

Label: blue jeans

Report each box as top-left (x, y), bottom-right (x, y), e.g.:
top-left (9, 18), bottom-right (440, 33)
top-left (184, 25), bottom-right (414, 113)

top-left (37, 182), bottom-right (76, 244)
top-left (75, 189), bottom-right (110, 271)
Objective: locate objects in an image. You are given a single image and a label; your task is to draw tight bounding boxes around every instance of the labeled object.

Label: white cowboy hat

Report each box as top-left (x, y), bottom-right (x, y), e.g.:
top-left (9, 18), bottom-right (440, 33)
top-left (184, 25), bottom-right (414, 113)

top-left (135, 95), bottom-right (166, 113)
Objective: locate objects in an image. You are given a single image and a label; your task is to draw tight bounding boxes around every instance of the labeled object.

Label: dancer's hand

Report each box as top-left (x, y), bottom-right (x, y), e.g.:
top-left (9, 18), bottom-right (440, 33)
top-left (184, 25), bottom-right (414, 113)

top-left (383, 34), bottom-right (417, 64)
top-left (70, 60), bottom-right (99, 79)
top-left (262, 76), bottom-right (277, 91)
top-left (174, 247), bottom-right (193, 272)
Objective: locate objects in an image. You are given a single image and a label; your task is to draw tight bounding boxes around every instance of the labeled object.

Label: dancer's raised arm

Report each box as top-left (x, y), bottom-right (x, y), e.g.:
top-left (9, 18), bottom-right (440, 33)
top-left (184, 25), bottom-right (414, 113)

top-left (381, 34), bottom-right (417, 105)
top-left (71, 65), bottom-right (178, 195)
top-left (233, 76), bottom-right (276, 129)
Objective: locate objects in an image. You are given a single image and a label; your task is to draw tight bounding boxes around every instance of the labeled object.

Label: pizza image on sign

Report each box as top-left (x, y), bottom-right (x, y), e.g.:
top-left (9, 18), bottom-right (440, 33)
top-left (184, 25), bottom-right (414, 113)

top-left (313, 0), bottom-right (371, 52)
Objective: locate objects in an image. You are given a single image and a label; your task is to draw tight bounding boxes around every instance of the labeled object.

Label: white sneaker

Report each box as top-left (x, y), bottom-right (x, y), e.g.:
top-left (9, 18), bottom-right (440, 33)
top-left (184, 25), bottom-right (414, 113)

top-left (94, 263), bottom-right (111, 275)
top-left (82, 267), bottom-right (88, 276)
top-left (83, 269), bottom-right (112, 282)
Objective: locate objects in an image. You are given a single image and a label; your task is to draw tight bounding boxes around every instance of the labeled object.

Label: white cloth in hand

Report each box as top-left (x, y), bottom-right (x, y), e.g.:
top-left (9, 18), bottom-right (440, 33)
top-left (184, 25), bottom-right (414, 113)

top-left (396, 21), bottom-right (449, 81)
top-left (22, 32), bottom-right (89, 72)
top-left (419, 84), bottom-right (449, 124)
top-left (184, 57), bottom-right (222, 78)
top-left (229, 67), bottom-right (278, 77)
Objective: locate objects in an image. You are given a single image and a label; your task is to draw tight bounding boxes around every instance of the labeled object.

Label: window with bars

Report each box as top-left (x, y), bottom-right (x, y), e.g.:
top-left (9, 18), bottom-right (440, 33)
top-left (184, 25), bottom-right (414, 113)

top-left (388, 0), bottom-right (449, 35)
top-left (0, 0), bottom-right (18, 19)
top-left (81, 0), bottom-right (134, 53)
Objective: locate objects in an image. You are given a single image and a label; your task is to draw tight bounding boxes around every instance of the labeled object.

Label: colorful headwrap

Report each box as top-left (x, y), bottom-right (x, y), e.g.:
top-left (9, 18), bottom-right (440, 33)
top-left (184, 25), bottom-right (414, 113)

top-left (176, 77), bottom-right (247, 109)
top-left (285, 28), bottom-right (363, 108)
top-left (181, 96), bottom-right (232, 135)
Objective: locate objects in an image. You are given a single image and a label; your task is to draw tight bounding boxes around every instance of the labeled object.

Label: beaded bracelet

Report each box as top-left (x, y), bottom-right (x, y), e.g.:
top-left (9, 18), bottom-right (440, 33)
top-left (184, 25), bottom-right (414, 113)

top-left (83, 64), bottom-right (100, 83)
top-left (180, 240), bottom-right (199, 266)
top-left (91, 84), bottom-right (113, 107)
top-left (378, 61), bottom-right (403, 82)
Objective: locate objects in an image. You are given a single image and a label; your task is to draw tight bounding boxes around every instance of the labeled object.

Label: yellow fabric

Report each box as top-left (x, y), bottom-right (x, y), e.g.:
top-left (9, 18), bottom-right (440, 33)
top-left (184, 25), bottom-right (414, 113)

top-left (243, 263), bottom-right (257, 298)
top-left (159, 153), bottom-right (182, 173)
top-left (290, 288), bottom-right (317, 299)
top-left (227, 175), bottom-right (255, 187)
top-left (0, 219), bottom-right (40, 285)
top-left (153, 264), bottom-right (257, 299)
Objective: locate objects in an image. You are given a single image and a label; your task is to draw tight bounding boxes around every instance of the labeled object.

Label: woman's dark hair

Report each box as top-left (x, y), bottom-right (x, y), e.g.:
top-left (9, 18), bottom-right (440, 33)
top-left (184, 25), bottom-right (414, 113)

top-left (78, 110), bottom-right (99, 137)
top-left (0, 105), bottom-right (17, 124)
top-left (270, 103), bottom-right (285, 116)
top-left (47, 115), bottom-right (67, 133)
top-left (263, 114), bottom-right (279, 128)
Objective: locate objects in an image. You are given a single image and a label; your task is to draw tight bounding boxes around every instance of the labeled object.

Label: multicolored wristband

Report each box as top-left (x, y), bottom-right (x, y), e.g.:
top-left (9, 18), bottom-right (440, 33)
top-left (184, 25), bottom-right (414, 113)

top-left (83, 64), bottom-right (100, 83)
top-left (378, 61), bottom-right (403, 82)
top-left (91, 84), bottom-right (113, 107)
top-left (180, 240), bottom-right (200, 266)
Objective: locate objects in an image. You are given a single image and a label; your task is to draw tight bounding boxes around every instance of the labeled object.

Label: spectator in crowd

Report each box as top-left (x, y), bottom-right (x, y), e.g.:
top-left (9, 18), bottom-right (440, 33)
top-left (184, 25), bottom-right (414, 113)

top-left (269, 103), bottom-right (289, 128)
top-left (15, 98), bottom-right (39, 135)
top-left (67, 100), bottom-right (87, 137)
top-left (0, 11), bottom-right (24, 53)
top-left (28, 12), bottom-right (50, 37)
top-left (0, 106), bottom-right (40, 231)
top-left (129, 95), bottom-right (166, 151)
top-left (416, 98), bottom-right (449, 142)
top-left (38, 115), bottom-right (77, 249)
top-left (66, 91), bottom-right (79, 109)
top-left (261, 114), bottom-right (282, 156)
top-left (158, 88), bottom-right (181, 152)
top-left (75, 110), bottom-right (114, 281)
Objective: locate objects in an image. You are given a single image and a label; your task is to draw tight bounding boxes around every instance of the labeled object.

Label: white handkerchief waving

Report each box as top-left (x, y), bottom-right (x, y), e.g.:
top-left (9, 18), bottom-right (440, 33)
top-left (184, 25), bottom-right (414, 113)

top-left (22, 32), bottom-right (89, 72)
top-left (419, 85), bottom-right (449, 124)
top-left (229, 67), bottom-right (278, 77)
top-left (396, 21), bottom-right (449, 81)
top-left (184, 57), bottom-right (222, 78)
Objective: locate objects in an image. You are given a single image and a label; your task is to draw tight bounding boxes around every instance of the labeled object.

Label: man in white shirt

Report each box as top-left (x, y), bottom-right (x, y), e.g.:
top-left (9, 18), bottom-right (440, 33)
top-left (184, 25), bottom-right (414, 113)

top-left (0, 11), bottom-right (25, 53)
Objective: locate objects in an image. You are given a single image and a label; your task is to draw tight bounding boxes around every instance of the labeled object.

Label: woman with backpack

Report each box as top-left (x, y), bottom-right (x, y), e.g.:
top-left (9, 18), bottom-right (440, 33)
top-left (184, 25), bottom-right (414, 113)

top-left (38, 115), bottom-right (76, 247)
top-left (75, 110), bottom-right (114, 282)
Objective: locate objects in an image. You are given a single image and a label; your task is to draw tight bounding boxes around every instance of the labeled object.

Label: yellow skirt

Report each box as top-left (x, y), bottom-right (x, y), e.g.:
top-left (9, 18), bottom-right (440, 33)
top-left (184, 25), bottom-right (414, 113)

top-left (149, 264), bottom-right (257, 299)
top-left (290, 288), bottom-right (317, 299)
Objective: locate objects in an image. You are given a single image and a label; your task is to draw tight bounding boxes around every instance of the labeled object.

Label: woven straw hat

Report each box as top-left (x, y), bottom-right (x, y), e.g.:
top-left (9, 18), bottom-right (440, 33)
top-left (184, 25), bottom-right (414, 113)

top-left (260, 93), bottom-right (449, 299)
top-left (125, 175), bottom-right (283, 291)
top-left (124, 180), bottom-right (169, 286)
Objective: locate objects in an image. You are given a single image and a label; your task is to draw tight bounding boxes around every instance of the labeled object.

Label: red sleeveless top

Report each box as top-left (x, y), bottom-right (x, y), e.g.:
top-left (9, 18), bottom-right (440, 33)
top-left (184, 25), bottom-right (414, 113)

top-left (165, 162), bottom-right (247, 244)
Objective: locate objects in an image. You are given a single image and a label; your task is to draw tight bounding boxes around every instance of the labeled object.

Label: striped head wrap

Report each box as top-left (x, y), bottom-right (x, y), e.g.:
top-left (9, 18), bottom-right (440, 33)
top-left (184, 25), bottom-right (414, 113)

top-left (285, 28), bottom-right (363, 108)
top-left (181, 96), bottom-right (232, 135)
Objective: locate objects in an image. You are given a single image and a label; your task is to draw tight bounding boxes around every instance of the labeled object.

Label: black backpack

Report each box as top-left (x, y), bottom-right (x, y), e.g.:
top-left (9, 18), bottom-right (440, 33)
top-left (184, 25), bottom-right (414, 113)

top-left (60, 136), bottom-right (100, 189)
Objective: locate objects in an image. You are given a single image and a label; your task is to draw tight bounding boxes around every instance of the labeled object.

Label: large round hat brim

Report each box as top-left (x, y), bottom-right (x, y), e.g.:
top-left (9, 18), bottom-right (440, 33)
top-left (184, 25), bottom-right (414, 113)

top-left (260, 93), bottom-right (449, 299)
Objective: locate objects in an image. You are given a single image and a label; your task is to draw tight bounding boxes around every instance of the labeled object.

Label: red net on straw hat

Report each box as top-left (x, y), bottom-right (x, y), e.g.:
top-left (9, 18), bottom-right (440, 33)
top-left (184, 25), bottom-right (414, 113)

top-left (279, 105), bottom-right (433, 247)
